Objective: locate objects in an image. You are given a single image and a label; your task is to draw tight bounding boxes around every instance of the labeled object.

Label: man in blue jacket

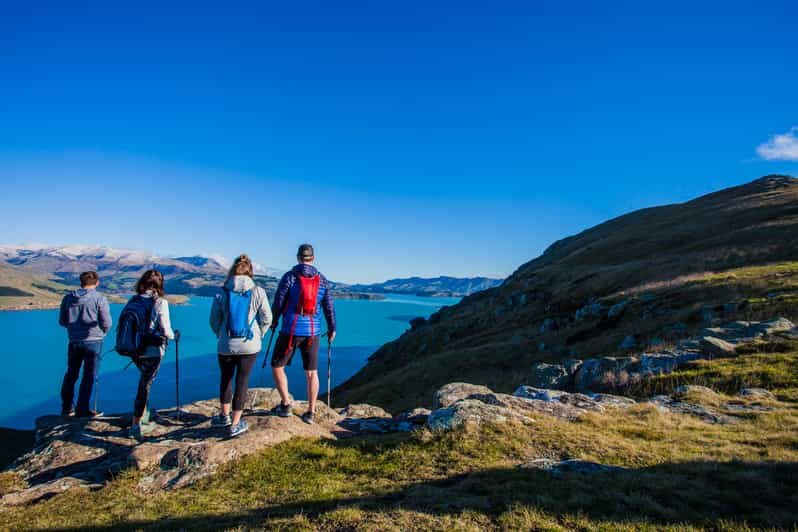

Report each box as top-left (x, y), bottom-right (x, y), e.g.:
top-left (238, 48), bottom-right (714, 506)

top-left (271, 244), bottom-right (336, 424)
top-left (58, 271), bottom-right (112, 418)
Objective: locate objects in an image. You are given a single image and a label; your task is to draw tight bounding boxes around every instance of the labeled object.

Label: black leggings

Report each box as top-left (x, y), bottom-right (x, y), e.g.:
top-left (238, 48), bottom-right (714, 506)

top-left (134, 356), bottom-right (162, 418)
top-left (218, 353), bottom-right (258, 411)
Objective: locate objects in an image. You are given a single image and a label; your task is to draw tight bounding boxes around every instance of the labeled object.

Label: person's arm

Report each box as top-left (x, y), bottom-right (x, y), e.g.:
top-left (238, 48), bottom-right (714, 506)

top-left (257, 288), bottom-right (273, 337)
top-left (270, 273), bottom-right (292, 330)
top-left (58, 296), bottom-right (69, 328)
top-left (210, 290), bottom-right (224, 337)
top-left (158, 299), bottom-right (175, 340)
top-left (321, 276), bottom-right (336, 334)
top-left (98, 296), bottom-right (112, 333)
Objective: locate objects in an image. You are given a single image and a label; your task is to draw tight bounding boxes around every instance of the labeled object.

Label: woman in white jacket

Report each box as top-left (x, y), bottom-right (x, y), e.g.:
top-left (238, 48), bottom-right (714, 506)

top-left (129, 269), bottom-right (175, 440)
top-left (209, 255), bottom-right (272, 437)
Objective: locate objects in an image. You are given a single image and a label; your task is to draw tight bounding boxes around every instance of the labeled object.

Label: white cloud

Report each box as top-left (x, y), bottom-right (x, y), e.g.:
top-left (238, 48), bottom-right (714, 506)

top-left (756, 127), bottom-right (798, 161)
top-left (200, 253), bottom-right (232, 268)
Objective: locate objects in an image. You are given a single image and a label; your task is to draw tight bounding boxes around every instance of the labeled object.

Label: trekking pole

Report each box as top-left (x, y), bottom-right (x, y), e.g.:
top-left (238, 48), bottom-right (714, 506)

top-left (174, 330), bottom-right (181, 421)
top-left (93, 349), bottom-right (112, 414)
top-left (326, 335), bottom-right (333, 410)
top-left (261, 328), bottom-right (277, 370)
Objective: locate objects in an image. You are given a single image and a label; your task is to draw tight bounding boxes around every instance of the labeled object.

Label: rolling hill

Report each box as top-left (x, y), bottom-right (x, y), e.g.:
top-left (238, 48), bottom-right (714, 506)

top-left (348, 276), bottom-right (502, 297)
top-left (0, 262), bottom-right (72, 310)
top-left (334, 175), bottom-right (798, 412)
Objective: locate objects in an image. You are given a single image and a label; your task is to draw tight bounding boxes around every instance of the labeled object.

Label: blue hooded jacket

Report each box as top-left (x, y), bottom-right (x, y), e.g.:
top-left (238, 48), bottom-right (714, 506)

top-left (272, 264), bottom-right (336, 337)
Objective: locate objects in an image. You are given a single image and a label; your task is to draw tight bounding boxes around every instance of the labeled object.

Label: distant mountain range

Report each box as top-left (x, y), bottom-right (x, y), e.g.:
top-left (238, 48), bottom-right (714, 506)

top-left (348, 276), bottom-right (503, 297)
top-left (0, 245), bottom-right (501, 309)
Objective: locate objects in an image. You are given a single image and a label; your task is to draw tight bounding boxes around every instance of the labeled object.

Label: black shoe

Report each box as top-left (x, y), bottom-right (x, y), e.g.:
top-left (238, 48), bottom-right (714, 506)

top-left (273, 403), bottom-right (292, 418)
top-left (75, 409), bottom-right (103, 419)
top-left (61, 407), bottom-right (74, 417)
top-left (301, 411), bottom-right (315, 425)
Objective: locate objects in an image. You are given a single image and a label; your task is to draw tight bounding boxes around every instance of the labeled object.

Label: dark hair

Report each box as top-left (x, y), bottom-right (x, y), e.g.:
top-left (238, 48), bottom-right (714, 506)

top-left (79, 271), bottom-right (99, 287)
top-left (229, 254), bottom-right (254, 278)
top-left (135, 269), bottom-right (165, 297)
top-left (297, 243), bottom-right (314, 262)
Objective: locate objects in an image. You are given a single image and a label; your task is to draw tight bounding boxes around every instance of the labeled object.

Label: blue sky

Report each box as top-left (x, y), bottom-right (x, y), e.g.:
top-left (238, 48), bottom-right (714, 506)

top-left (1, 1), bottom-right (796, 283)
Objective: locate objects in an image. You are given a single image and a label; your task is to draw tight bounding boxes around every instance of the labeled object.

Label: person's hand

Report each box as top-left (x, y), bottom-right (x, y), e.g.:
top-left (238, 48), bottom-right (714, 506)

top-left (327, 331), bottom-right (336, 344)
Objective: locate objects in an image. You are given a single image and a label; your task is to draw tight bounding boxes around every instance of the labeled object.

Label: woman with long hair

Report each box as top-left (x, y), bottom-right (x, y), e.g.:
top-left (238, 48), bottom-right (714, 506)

top-left (209, 254), bottom-right (272, 437)
top-left (128, 269), bottom-right (175, 440)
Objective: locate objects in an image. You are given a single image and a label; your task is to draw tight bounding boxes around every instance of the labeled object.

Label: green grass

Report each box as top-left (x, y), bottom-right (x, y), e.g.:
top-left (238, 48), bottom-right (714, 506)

top-left (3, 346), bottom-right (798, 530)
top-left (628, 339), bottom-right (798, 400)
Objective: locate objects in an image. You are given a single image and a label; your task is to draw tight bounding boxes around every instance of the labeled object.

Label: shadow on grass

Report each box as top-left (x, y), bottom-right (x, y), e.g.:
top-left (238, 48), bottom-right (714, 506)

top-left (65, 458), bottom-right (798, 530)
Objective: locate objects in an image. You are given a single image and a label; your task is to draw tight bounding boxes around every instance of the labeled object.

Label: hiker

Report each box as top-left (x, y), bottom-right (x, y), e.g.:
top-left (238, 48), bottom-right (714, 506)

top-left (209, 254), bottom-right (272, 437)
top-left (270, 244), bottom-right (336, 424)
top-left (58, 271), bottom-right (112, 418)
top-left (122, 269), bottom-right (176, 440)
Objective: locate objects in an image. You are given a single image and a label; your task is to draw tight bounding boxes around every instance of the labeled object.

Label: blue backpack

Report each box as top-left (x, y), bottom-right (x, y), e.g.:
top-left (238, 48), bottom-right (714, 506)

top-left (226, 288), bottom-right (256, 340)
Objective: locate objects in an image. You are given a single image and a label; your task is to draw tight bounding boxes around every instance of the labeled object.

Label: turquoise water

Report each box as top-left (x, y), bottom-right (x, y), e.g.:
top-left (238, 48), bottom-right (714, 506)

top-left (0, 295), bottom-right (457, 429)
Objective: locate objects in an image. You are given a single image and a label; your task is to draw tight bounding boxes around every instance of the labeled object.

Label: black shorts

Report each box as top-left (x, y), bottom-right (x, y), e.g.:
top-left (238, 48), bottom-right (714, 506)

top-left (271, 333), bottom-right (320, 371)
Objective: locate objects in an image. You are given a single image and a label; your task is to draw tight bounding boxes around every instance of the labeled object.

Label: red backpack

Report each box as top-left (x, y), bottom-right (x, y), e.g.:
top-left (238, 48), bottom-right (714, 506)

top-left (285, 275), bottom-right (320, 354)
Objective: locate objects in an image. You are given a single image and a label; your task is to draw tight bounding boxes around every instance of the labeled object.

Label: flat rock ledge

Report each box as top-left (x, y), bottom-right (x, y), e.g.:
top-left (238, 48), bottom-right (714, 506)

top-left (1, 388), bottom-right (410, 507)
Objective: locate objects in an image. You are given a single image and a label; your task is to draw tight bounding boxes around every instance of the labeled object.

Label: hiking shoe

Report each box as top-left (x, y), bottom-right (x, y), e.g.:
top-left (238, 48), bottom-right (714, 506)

top-left (301, 411), bottom-right (315, 425)
top-left (273, 403), bottom-right (292, 418)
top-left (61, 407), bottom-right (74, 417)
top-left (75, 409), bottom-right (103, 419)
top-left (129, 424), bottom-right (143, 442)
top-left (228, 419), bottom-right (249, 438)
top-left (210, 413), bottom-right (233, 428)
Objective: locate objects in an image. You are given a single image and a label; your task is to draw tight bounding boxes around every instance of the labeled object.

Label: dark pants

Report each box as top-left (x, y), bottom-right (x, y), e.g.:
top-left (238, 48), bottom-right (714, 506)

top-left (134, 356), bottom-right (162, 418)
top-left (61, 340), bottom-right (103, 413)
top-left (218, 353), bottom-right (257, 411)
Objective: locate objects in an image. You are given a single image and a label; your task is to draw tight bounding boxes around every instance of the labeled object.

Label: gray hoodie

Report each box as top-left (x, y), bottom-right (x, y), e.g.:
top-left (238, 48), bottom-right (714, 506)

top-left (59, 288), bottom-right (112, 342)
top-left (210, 276), bottom-right (272, 355)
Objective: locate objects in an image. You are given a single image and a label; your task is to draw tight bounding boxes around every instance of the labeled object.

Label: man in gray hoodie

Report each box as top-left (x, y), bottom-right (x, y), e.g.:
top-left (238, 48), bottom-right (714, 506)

top-left (58, 271), bottom-right (112, 418)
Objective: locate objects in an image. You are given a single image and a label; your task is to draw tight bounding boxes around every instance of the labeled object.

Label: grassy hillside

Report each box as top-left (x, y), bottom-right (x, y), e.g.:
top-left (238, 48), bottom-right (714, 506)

top-left (0, 263), bottom-right (71, 310)
top-left (1, 341), bottom-right (796, 530)
top-left (336, 176), bottom-right (798, 412)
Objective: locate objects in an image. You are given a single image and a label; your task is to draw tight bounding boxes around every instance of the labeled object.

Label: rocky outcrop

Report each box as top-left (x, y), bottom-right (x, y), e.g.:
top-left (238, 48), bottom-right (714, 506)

top-left (525, 318), bottom-right (797, 394)
top-left (1, 389), bottom-right (400, 506)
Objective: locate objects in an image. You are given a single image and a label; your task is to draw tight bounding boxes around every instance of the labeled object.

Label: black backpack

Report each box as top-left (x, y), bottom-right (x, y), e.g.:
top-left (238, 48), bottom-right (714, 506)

top-left (115, 295), bottom-right (163, 357)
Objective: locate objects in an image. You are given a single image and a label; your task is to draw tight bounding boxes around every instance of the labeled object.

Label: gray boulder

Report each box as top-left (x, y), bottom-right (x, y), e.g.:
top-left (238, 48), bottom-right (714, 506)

top-left (638, 353), bottom-right (680, 375)
top-left (513, 386), bottom-right (569, 402)
top-left (619, 335), bottom-right (637, 350)
top-left (649, 395), bottom-right (736, 425)
top-left (426, 399), bottom-right (522, 432)
top-left (607, 300), bottom-right (629, 319)
top-left (540, 318), bottom-right (558, 333)
top-left (528, 362), bottom-right (571, 389)
top-left (700, 336), bottom-right (736, 357)
top-left (396, 408), bottom-right (431, 425)
top-left (575, 301), bottom-right (604, 322)
top-left (737, 388), bottom-right (777, 401)
top-left (432, 382), bottom-right (495, 409)
top-left (573, 357), bottom-right (635, 392)
top-left (754, 317), bottom-right (795, 336)
top-left (590, 393), bottom-right (637, 407)
top-left (338, 404), bottom-right (392, 419)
